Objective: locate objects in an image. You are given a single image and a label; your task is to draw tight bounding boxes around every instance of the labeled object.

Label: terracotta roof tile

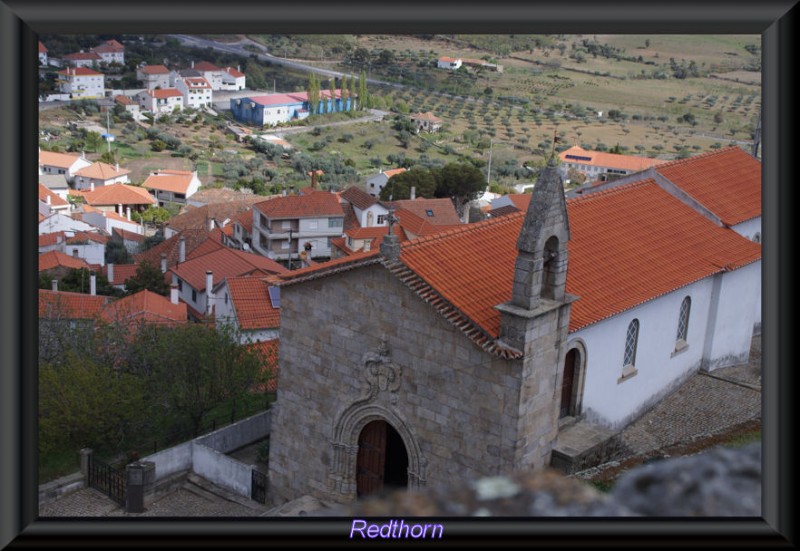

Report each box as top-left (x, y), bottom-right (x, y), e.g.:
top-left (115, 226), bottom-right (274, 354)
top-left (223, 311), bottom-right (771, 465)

top-left (101, 290), bottom-right (187, 326)
top-left (247, 339), bottom-right (279, 392)
top-left (410, 111), bottom-right (442, 123)
top-left (254, 192), bottom-right (343, 219)
top-left (390, 197), bottom-right (462, 226)
top-left (57, 67), bottom-right (103, 76)
top-left (166, 201), bottom-right (257, 233)
top-left (112, 227), bottom-right (146, 242)
top-left (193, 61), bottom-right (221, 72)
top-left (655, 146), bottom-right (761, 226)
top-left (139, 64), bottom-right (170, 75)
top-left (340, 186), bottom-right (378, 211)
top-left (147, 88), bottom-right (183, 99)
top-left (39, 289), bottom-right (108, 319)
top-left (66, 231), bottom-right (109, 245)
top-left (39, 250), bottom-right (92, 272)
top-left (39, 151), bottom-right (85, 170)
top-left (39, 184), bottom-right (69, 208)
top-left (77, 183), bottom-right (155, 206)
top-left (92, 39), bottom-right (124, 53)
top-left (102, 263), bottom-right (140, 286)
top-left (39, 232), bottom-right (65, 248)
top-left (74, 162), bottom-right (130, 181)
top-left (169, 246), bottom-right (287, 291)
top-left (225, 276), bottom-right (280, 330)
top-left (135, 229), bottom-right (218, 269)
top-left (64, 52), bottom-right (102, 61)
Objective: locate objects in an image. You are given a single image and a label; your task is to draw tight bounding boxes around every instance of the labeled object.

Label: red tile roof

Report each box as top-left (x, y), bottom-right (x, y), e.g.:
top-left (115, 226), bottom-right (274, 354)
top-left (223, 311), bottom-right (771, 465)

top-left (147, 88), bottom-right (183, 99)
top-left (92, 39), bottom-right (125, 53)
top-left (410, 111), bottom-right (442, 123)
top-left (39, 289), bottom-right (108, 320)
top-left (398, 179), bottom-right (761, 339)
top-left (393, 207), bottom-right (461, 238)
top-left (114, 95), bottom-right (135, 105)
top-left (224, 66), bottom-right (245, 78)
top-left (39, 41), bottom-right (47, 53)
top-left (74, 162), bottom-right (130, 181)
top-left (390, 197), bottom-right (462, 226)
top-left (225, 276), bottom-right (280, 330)
top-left (340, 186), bottom-right (378, 211)
top-left (655, 146), bottom-right (761, 226)
top-left (39, 232), bottom-right (65, 248)
top-left (169, 246), bottom-right (287, 291)
top-left (559, 145), bottom-right (666, 173)
top-left (139, 64), bottom-right (170, 75)
top-left (66, 231), bottom-right (109, 245)
top-left (135, 229), bottom-right (219, 269)
top-left (234, 210), bottom-right (254, 234)
top-left (39, 184), bottom-right (69, 208)
top-left (254, 192), bottom-right (343, 219)
top-left (57, 67), bottom-right (103, 76)
top-left (141, 172), bottom-right (196, 194)
top-left (39, 151), bottom-right (85, 170)
top-left (76, 183), bottom-right (155, 206)
top-left (64, 52), bottom-right (102, 61)
top-left (39, 251), bottom-right (92, 272)
top-left (101, 290), bottom-right (187, 326)
top-left (102, 263), bottom-right (140, 286)
top-left (112, 227), bottom-right (146, 242)
top-left (193, 61), bottom-right (222, 72)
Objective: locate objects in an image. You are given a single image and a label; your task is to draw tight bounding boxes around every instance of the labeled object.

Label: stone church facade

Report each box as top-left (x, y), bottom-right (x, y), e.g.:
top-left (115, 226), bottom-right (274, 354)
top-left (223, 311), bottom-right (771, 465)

top-left (267, 153), bottom-right (761, 506)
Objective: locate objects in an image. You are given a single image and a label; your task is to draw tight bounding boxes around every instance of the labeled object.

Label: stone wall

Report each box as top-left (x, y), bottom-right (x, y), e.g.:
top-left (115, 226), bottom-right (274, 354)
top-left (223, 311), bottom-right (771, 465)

top-left (269, 264), bottom-right (525, 505)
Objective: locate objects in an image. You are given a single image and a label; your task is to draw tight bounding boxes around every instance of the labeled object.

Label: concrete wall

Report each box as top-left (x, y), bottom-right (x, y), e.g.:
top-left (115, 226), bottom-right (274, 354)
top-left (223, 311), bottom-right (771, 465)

top-left (731, 217), bottom-right (761, 242)
top-left (191, 442), bottom-right (253, 497)
top-left (269, 264), bottom-right (522, 505)
top-left (575, 277), bottom-right (715, 430)
top-left (141, 441), bottom-right (193, 481)
top-left (196, 410), bottom-right (271, 454)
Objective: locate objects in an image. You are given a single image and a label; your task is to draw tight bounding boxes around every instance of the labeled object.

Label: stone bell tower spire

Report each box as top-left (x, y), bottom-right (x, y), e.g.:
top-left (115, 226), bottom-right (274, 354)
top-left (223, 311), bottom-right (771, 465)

top-left (495, 155), bottom-right (577, 471)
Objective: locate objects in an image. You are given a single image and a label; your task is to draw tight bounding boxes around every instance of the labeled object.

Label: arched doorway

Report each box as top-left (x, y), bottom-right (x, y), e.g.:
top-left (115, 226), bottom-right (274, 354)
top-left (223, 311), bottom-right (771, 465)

top-left (356, 420), bottom-right (409, 497)
top-left (560, 347), bottom-right (580, 418)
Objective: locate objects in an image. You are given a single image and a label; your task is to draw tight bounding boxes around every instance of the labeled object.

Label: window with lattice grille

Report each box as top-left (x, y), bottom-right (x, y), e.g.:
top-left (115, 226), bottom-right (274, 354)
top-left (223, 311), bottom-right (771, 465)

top-left (677, 297), bottom-right (691, 343)
top-left (623, 319), bottom-right (639, 368)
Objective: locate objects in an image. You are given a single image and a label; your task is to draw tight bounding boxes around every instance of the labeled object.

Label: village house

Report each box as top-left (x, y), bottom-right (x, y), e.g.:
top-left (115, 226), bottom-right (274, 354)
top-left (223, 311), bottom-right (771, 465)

top-left (62, 51), bottom-right (102, 69)
top-left (39, 150), bottom-right (92, 183)
top-left (71, 183), bottom-right (156, 215)
top-left (63, 231), bottom-right (108, 267)
top-left (266, 154), bottom-right (760, 505)
top-left (162, 199), bottom-right (260, 240)
top-left (56, 67), bottom-right (105, 100)
top-left (72, 162), bottom-right (131, 191)
top-left (114, 95), bottom-right (140, 116)
top-left (220, 66), bottom-right (246, 90)
top-left (137, 65), bottom-right (172, 90)
top-left (134, 229), bottom-right (219, 273)
top-left (558, 145), bottom-right (667, 183)
top-left (39, 289), bottom-right (109, 360)
top-left (141, 169), bottom-right (203, 210)
top-left (136, 88), bottom-right (184, 116)
top-left (100, 288), bottom-right (187, 329)
top-left (80, 205), bottom-right (145, 236)
top-left (38, 250), bottom-right (97, 278)
top-left (38, 232), bottom-right (66, 255)
top-left (330, 225), bottom-right (409, 259)
top-left (168, 241), bottom-right (287, 321)
top-left (437, 56), bottom-right (462, 69)
top-left (101, 262), bottom-right (139, 292)
top-left (409, 112), bottom-right (443, 134)
top-left (38, 41), bottom-right (47, 65)
top-left (38, 212), bottom-right (96, 236)
top-left (340, 186), bottom-right (390, 228)
top-left (230, 89), bottom-right (352, 127)
top-left (90, 39), bottom-right (125, 65)
top-left (111, 227), bottom-right (147, 255)
top-left (365, 168), bottom-right (407, 198)
top-left (250, 191), bottom-right (345, 261)
top-left (38, 184), bottom-right (70, 215)
top-left (212, 276), bottom-right (280, 344)
top-left (188, 61), bottom-right (225, 90)
top-left (173, 76), bottom-right (213, 109)
top-left (39, 174), bottom-right (70, 201)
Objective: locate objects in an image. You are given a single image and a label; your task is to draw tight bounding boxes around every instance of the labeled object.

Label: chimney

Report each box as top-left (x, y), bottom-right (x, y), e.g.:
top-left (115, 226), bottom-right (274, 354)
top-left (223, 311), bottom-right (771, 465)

top-left (115, 162), bottom-right (120, 172)
top-left (90, 181), bottom-right (95, 192)
top-left (410, 186), bottom-right (416, 201)
top-left (208, 218), bottom-right (215, 231)
top-left (170, 283), bottom-right (179, 304)
top-left (205, 270), bottom-right (214, 315)
top-left (179, 236), bottom-right (186, 263)
top-left (107, 263), bottom-right (114, 283)
top-left (46, 195), bottom-right (51, 205)
top-left (51, 279), bottom-right (58, 292)
top-left (237, 64), bottom-right (240, 72)
top-left (81, 150), bottom-right (85, 159)
top-left (126, 206), bottom-right (131, 221)
top-left (89, 271), bottom-right (96, 296)
top-left (118, 204), bottom-right (123, 215)
top-left (191, 60), bottom-right (194, 68)
top-left (161, 253), bottom-right (167, 273)
top-left (282, 187), bottom-right (287, 197)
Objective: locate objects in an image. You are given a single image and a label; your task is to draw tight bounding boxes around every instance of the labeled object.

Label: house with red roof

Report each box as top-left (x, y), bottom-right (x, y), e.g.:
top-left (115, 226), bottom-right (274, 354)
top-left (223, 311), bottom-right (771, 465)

top-left (38, 212), bottom-right (96, 236)
top-left (56, 66), bottom-right (105, 99)
top-left (230, 89), bottom-right (353, 127)
top-left (168, 244), bottom-right (287, 321)
top-left (101, 289), bottom-right (187, 329)
top-left (38, 41), bottom-right (48, 65)
top-left (39, 184), bottom-right (70, 215)
top-left (437, 56), bottom-right (462, 69)
top-left (221, 66), bottom-right (246, 90)
top-left (141, 169), bottom-right (203, 209)
top-left (174, 76), bottom-right (213, 109)
top-left (365, 168), bottom-right (407, 198)
top-left (213, 276), bottom-right (280, 343)
top-left (136, 88), bottom-right (184, 116)
top-left (266, 156), bottom-right (761, 503)
top-left (72, 162), bottom-right (131, 191)
top-left (409, 111), bottom-right (443, 133)
top-left (39, 150), bottom-right (92, 182)
top-left (136, 64), bottom-right (172, 89)
top-left (558, 145), bottom-right (667, 183)
top-left (340, 186), bottom-right (390, 228)
top-left (64, 231), bottom-right (109, 267)
top-left (63, 51), bottom-right (102, 68)
top-left (250, 191), bottom-right (345, 262)
top-left (81, 205), bottom-right (145, 236)
top-left (71, 183), bottom-right (155, 214)
top-left (90, 39), bottom-right (125, 64)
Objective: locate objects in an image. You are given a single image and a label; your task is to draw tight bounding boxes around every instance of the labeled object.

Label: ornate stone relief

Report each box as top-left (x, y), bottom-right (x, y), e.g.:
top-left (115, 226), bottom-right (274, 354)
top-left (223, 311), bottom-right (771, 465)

top-left (362, 338), bottom-right (402, 403)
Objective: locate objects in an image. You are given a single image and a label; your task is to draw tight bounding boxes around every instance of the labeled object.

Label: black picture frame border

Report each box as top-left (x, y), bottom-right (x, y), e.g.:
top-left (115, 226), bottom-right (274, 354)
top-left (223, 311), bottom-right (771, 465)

top-left (1, 1), bottom-right (795, 547)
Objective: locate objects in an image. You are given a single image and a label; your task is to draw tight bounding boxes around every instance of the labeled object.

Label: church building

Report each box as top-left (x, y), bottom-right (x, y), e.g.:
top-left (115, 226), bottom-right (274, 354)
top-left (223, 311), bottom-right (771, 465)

top-left (266, 152), bottom-right (761, 505)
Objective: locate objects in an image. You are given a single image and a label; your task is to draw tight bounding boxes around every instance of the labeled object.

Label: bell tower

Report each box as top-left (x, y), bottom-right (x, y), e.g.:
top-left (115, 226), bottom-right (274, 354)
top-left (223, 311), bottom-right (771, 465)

top-left (495, 156), bottom-right (578, 470)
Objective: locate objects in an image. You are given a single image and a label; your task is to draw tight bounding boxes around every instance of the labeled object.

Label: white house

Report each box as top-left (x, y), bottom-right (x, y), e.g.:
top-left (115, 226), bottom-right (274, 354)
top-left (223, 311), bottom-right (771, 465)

top-left (213, 276), bottom-right (280, 344)
top-left (250, 191), bottom-right (345, 261)
top-left (72, 162), bottom-right (131, 191)
top-left (137, 65), bottom-right (172, 89)
top-left (340, 186), bottom-right (390, 227)
top-left (174, 76), bottom-right (213, 109)
top-left (64, 231), bottom-right (108, 267)
top-left (189, 61), bottom-right (224, 90)
top-left (38, 41), bottom-right (47, 65)
top-left (558, 145), bottom-right (666, 183)
top-left (90, 39), bottom-right (125, 65)
top-left (136, 88), bottom-right (184, 116)
top-left (437, 56), bottom-right (462, 69)
top-left (141, 169), bottom-right (202, 208)
top-left (81, 207), bottom-right (144, 236)
top-left (38, 212), bottom-right (96, 236)
top-left (39, 151), bottom-right (92, 183)
top-left (114, 95), bottom-right (141, 115)
top-left (56, 67), bottom-right (105, 99)
top-left (364, 168), bottom-right (407, 198)
top-left (221, 66), bottom-right (246, 90)
top-left (63, 51), bottom-right (102, 68)
top-left (38, 184), bottom-right (70, 215)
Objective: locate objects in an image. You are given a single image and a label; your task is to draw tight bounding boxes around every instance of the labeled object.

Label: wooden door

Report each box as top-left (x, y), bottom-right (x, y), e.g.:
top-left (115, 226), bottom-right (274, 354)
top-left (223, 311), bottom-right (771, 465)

top-left (560, 348), bottom-right (577, 418)
top-left (356, 420), bottom-right (387, 497)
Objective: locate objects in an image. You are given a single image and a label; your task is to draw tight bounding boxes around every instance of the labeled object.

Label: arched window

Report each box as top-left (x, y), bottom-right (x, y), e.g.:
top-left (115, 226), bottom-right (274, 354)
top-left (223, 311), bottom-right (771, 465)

top-left (676, 297), bottom-right (691, 343)
top-left (623, 319), bottom-right (639, 368)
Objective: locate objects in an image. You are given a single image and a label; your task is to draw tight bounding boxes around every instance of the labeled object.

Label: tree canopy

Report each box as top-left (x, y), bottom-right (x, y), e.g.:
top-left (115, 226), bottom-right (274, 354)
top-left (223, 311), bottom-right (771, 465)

top-left (124, 259), bottom-right (169, 296)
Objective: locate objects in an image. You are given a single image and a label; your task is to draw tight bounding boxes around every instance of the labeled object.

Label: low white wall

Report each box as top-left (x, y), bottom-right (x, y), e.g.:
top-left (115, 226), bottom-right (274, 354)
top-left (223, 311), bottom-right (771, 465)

top-left (196, 410), bottom-right (271, 454)
top-left (192, 442), bottom-right (253, 497)
top-left (142, 441), bottom-right (192, 481)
